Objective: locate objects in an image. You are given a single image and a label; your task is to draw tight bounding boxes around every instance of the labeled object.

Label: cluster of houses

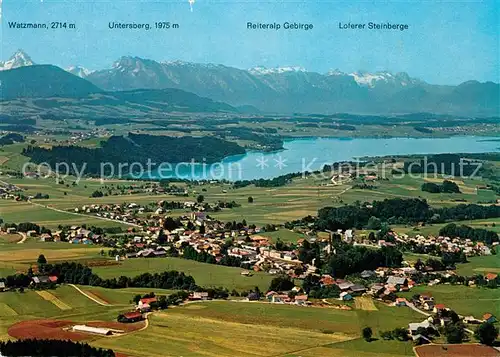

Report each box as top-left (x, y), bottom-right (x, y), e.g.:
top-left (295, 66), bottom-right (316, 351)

top-left (263, 288), bottom-right (310, 306)
top-left (24, 226), bottom-right (103, 245)
top-left (398, 233), bottom-right (496, 257)
top-left (0, 182), bottom-right (24, 201)
top-left (406, 293), bottom-right (497, 345)
top-left (319, 274), bottom-right (368, 301)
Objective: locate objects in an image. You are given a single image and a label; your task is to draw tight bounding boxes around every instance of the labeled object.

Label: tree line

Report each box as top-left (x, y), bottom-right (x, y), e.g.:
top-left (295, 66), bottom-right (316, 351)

top-left (326, 244), bottom-right (403, 278)
top-left (421, 180), bottom-right (461, 194)
top-left (439, 223), bottom-right (499, 244)
top-left (1, 261), bottom-right (197, 291)
top-left (23, 133), bottom-right (246, 176)
top-left (0, 339), bottom-right (115, 357)
top-left (315, 198), bottom-right (500, 230)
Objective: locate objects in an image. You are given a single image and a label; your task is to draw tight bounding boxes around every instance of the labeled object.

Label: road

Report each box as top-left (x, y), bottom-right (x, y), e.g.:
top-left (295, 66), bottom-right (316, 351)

top-left (68, 284), bottom-right (112, 306)
top-left (406, 302), bottom-right (431, 316)
top-left (29, 201), bottom-right (141, 227)
top-left (16, 232), bottom-right (27, 244)
top-left (406, 302), bottom-right (475, 335)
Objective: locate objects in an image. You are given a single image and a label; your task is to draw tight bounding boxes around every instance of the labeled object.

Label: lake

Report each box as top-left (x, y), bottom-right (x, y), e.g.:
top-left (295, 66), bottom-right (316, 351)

top-left (146, 136), bottom-right (500, 181)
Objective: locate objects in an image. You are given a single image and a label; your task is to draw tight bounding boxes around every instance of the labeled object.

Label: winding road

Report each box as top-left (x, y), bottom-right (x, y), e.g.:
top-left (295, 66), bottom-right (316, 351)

top-left (17, 232), bottom-right (27, 244)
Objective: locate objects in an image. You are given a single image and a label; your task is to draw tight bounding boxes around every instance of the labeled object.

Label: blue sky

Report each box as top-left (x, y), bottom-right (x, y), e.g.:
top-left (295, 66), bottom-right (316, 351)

top-left (1, 0), bottom-right (498, 84)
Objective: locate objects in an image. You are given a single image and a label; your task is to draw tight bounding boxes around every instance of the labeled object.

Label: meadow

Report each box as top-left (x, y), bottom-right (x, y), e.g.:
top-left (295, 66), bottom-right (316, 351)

top-left (92, 300), bottom-right (423, 357)
top-left (0, 240), bottom-right (108, 276)
top-left (399, 285), bottom-right (500, 318)
top-left (0, 285), bottom-right (424, 357)
top-left (2, 159), bottom-right (498, 229)
top-left (93, 257), bottom-right (273, 292)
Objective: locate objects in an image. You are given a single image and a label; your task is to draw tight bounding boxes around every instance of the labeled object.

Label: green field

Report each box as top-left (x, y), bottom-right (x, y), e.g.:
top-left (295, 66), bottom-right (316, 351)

top-left (0, 286), bottom-right (422, 357)
top-left (92, 300), bottom-right (422, 357)
top-left (0, 287), bottom-right (124, 341)
top-left (0, 240), bottom-right (108, 278)
top-left (2, 162), bottom-right (497, 228)
top-left (259, 229), bottom-right (306, 243)
top-left (399, 285), bottom-right (500, 318)
top-left (403, 246), bottom-right (500, 277)
top-left (393, 217), bottom-right (500, 237)
top-left (455, 246), bottom-right (500, 276)
top-left (93, 257), bottom-right (273, 292)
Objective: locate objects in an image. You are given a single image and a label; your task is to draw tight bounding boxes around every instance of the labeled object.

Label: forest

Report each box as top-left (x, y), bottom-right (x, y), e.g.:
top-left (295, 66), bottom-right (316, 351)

top-left (23, 133), bottom-right (246, 176)
top-left (421, 180), bottom-right (461, 193)
top-left (315, 198), bottom-right (500, 230)
top-left (0, 339), bottom-right (115, 357)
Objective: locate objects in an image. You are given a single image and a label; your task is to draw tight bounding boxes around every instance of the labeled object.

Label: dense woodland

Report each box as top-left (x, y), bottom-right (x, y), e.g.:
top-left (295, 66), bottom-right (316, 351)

top-left (315, 198), bottom-right (500, 231)
top-left (327, 244), bottom-right (403, 278)
top-left (421, 180), bottom-right (461, 194)
top-left (23, 133), bottom-right (246, 176)
top-left (0, 133), bottom-right (24, 145)
top-left (0, 339), bottom-right (115, 357)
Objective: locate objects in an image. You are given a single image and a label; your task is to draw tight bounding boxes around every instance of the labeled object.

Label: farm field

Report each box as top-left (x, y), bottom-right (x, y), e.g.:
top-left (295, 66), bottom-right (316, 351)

top-left (455, 246), bottom-right (500, 276)
top-left (77, 286), bottom-right (178, 305)
top-left (0, 240), bottom-right (108, 277)
top-left (286, 338), bottom-right (416, 357)
top-left (403, 246), bottom-right (499, 276)
top-left (258, 229), bottom-right (306, 243)
top-left (0, 287), bottom-right (423, 357)
top-left (393, 217), bottom-right (500, 237)
top-left (0, 199), bottom-right (131, 230)
top-left (93, 257), bottom-right (273, 292)
top-left (92, 300), bottom-right (422, 357)
top-left (399, 285), bottom-right (500, 318)
top-left (2, 163), bottom-right (497, 228)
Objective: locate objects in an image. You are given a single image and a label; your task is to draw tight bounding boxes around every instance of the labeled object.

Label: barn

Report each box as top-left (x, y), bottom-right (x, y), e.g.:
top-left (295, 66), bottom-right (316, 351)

top-left (72, 325), bottom-right (113, 336)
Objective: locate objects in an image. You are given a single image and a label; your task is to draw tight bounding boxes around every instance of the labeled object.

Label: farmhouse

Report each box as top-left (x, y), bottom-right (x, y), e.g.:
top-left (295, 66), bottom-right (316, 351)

top-left (121, 311), bottom-right (144, 323)
top-left (190, 291), bottom-right (209, 300)
top-left (31, 276), bottom-right (50, 285)
top-left (395, 298), bottom-right (407, 307)
top-left (485, 273), bottom-right (498, 282)
top-left (408, 320), bottom-right (437, 335)
top-left (483, 313), bottom-right (497, 323)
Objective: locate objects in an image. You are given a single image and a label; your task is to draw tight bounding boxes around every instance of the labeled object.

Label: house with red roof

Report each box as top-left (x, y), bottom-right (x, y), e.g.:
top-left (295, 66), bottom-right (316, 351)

top-left (121, 311), bottom-right (144, 323)
top-left (485, 273), bottom-right (498, 281)
top-left (433, 304), bottom-right (447, 313)
top-left (483, 313), bottom-right (497, 323)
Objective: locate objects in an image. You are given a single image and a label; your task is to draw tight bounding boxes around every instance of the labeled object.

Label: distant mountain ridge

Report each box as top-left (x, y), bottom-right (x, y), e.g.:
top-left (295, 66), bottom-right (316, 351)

top-left (0, 65), bottom-right (237, 115)
top-left (1, 50), bottom-right (498, 115)
top-left (0, 65), bottom-right (103, 100)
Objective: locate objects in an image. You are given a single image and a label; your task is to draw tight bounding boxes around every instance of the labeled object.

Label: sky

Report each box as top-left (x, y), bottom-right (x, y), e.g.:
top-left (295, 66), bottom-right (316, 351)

top-left (0, 0), bottom-right (498, 84)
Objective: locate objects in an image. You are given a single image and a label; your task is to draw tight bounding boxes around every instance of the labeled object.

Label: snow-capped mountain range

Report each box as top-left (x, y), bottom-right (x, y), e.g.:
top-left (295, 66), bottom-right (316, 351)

top-left (0, 49), bottom-right (420, 88)
top-left (1, 49), bottom-right (498, 115)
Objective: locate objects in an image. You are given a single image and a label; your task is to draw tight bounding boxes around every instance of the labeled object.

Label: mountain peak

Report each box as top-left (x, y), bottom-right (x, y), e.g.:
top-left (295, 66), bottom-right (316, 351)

top-left (66, 65), bottom-right (95, 78)
top-left (0, 49), bottom-right (35, 71)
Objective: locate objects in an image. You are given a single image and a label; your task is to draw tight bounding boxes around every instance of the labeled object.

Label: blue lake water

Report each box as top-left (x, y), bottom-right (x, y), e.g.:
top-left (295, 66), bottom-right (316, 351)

top-left (146, 136), bottom-right (500, 181)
